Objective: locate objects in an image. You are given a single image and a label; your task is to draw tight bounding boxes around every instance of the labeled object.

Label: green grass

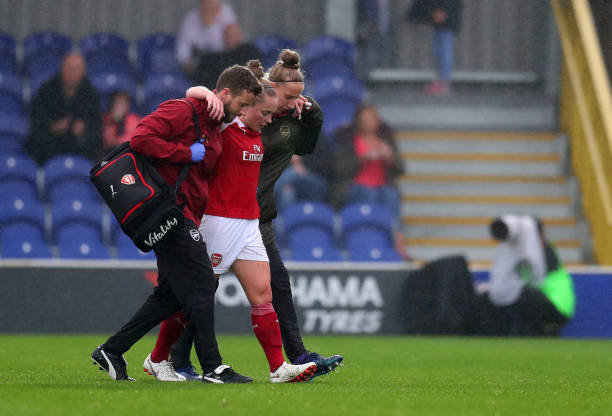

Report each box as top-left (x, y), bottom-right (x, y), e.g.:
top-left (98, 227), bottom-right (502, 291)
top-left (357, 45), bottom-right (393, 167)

top-left (0, 335), bottom-right (610, 415)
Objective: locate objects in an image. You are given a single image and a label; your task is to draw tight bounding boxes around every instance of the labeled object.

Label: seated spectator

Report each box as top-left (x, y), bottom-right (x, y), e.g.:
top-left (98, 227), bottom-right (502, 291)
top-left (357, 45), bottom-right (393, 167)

top-left (25, 53), bottom-right (102, 164)
top-left (331, 103), bottom-right (410, 259)
top-left (273, 154), bottom-right (329, 212)
top-left (193, 23), bottom-right (262, 87)
top-left (102, 91), bottom-right (140, 152)
top-left (176, 0), bottom-right (238, 78)
top-left (483, 214), bottom-right (576, 336)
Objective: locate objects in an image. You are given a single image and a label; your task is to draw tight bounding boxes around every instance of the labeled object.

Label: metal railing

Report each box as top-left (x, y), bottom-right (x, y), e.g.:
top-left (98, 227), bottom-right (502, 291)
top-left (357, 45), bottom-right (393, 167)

top-left (551, 0), bottom-right (612, 264)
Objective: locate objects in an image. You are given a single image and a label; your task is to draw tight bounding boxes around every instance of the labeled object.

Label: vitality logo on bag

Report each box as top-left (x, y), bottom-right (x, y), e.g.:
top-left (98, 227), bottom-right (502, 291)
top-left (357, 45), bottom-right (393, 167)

top-left (121, 174), bottom-right (136, 185)
top-left (143, 217), bottom-right (179, 247)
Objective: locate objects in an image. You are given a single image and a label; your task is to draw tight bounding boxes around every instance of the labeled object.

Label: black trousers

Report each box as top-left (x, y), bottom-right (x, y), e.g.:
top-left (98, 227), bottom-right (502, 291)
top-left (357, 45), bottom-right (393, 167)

top-left (171, 238), bottom-right (307, 366)
top-left (103, 220), bottom-right (222, 372)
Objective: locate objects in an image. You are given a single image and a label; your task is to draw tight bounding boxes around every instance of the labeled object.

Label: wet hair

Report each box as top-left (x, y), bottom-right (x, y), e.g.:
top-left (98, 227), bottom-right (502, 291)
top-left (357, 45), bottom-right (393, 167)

top-left (216, 64), bottom-right (262, 97)
top-left (246, 59), bottom-right (277, 102)
top-left (267, 49), bottom-right (305, 83)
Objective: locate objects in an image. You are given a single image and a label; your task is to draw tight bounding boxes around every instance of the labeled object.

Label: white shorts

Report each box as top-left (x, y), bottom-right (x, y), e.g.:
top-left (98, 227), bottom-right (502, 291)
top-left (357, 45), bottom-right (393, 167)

top-left (199, 215), bottom-right (268, 274)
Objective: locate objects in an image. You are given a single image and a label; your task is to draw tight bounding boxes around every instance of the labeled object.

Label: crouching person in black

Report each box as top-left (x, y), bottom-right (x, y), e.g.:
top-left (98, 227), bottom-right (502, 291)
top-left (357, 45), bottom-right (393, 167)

top-left (483, 214), bottom-right (576, 336)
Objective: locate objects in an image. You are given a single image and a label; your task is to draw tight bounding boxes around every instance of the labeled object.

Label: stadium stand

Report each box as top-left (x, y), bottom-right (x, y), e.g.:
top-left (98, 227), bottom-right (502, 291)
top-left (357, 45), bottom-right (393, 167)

top-left (253, 34), bottom-right (299, 69)
top-left (303, 35), bottom-right (356, 80)
top-left (80, 32), bottom-right (132, 76)
top-left (89, 71), bottom-right (138, 112)
top-left (137, 33), bottom-right (180, 78)
top-left (0, 72), bottom-right (24, 114)
top-left (23, 31), bottom-right (72, 94)
top-left (0, 31), bottom-right (17, 74)
top-left (142, 73), bottom-right (191, 114)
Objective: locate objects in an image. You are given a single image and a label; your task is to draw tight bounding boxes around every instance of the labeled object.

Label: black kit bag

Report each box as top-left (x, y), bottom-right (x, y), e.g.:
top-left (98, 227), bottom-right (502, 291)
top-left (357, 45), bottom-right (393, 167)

top-left (90, 100), bottom-right (202, 252)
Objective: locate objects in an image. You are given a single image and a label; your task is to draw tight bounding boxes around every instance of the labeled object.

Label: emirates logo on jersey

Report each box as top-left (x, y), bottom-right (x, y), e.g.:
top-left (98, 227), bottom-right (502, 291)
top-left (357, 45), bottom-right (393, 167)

top-left (121, 174), bottom-right (136, 185)
top-left (211, 253), bottom-right (223, 267)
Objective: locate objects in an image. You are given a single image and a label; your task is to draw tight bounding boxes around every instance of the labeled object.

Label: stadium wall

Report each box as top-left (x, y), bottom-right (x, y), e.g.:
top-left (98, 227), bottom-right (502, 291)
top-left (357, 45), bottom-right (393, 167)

top-left (0, 0), bottom-right (555, 77)
top-left (0, 261), bottom-right (610, 338)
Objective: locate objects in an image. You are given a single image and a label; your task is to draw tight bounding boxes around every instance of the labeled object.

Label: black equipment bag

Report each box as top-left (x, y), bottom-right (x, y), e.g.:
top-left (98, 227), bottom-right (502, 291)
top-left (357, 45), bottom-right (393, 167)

top-left (401, 255), bottom-right (478, 335)
top-left (90, 100), bottom-right (201, 252)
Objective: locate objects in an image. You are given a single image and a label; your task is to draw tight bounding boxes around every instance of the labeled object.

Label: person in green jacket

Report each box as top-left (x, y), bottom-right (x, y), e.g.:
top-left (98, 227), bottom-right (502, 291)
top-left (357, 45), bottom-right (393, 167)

top-left (488, 214), bottom-right (576, 335)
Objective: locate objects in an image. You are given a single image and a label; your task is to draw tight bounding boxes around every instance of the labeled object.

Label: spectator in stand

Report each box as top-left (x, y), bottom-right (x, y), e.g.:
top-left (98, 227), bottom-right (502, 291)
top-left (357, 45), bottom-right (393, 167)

top-left (177, 0), bottom-right (238, 78)
top-left (273, 154), bottom-right (329, 212)
top-left (406, 0), bottom-right (463, 95)
top-left (101, 91), bottom-right (140, 152)
top-left (25, 53), bottom-right (102, 164)
top-left (193, 23), bottom-right (262, 88)
top-left (331, 103), bottom-right (411, 260)
top-left (356, 0), bottom-right (392, 80)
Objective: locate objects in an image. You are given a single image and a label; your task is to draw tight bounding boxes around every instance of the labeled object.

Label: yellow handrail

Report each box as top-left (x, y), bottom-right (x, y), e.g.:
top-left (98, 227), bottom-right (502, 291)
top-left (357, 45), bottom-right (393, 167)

top-left (551, 0), bottom-right (612, 264)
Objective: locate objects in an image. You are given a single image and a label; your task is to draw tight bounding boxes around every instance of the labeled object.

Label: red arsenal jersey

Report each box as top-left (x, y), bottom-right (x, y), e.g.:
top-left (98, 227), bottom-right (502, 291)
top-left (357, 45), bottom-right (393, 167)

top-left (205, 118), bottom-right (263, 219)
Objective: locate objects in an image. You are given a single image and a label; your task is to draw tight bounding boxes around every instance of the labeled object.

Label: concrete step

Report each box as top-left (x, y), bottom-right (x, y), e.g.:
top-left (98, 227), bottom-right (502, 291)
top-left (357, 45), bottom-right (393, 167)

top-left (402, 218), bottom-right (583, 240)
top-left (400, 177), bottom-right (573, 197)
top-left (401, 196), bottom-right (574, 218)
top-left (405, 243), bottom-right (584, 264)
top-left (398, 131), bottom-right (564, 155)
top-left (403, 159), bottom-right (563, 176)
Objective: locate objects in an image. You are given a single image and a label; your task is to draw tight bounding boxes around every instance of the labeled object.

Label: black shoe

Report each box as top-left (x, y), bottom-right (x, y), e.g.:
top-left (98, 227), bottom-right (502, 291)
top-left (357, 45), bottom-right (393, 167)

top-left (293, 352), bottom-right (344, 378)
top-left (91, 346), bottom-right (135, 381)
top-left (202, 364), bottom-right (252, 384)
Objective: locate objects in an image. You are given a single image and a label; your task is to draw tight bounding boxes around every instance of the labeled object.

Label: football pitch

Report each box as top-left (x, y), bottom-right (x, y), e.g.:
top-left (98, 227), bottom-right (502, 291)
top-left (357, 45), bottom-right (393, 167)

top-left (0, 335), bottom-right (610, 416)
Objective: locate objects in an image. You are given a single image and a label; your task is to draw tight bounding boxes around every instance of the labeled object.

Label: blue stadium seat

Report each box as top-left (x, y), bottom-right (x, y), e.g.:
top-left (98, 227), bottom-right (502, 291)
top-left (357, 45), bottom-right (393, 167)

top-left (0, 180), bottom-right (39, 201)
top-left (43, 154), bottom-right (93, 197)
top-left (2, 240), bottom-right (53, 258)
top-left (80, 32), bottom-right (132, 76)
top-left (253, 35), bottom-right (298, 69)
top-left (287, 226), bottom-right (335, 252)
top-left (340, 203), bottom-right (395, 253)
top-left (143, 73), bottom-right (191, 114)
top-left (0, 153), bottom-right (38, 185)
top-left (0, 196), bottom-right (45, 232)
top-left (116, 232), bottom-right (155, 260)
top-left (137, 33), bottom-right (180, 77)
top-left (1, 220), bottom-right (51, 258)
top-left (1, 221), bottom-right (46, 246)
top-left (349, 246), bottom-right (402, 262)
top-left (23, 31), bottom-right (71, 79)
top-left (47, 179), bottom-right (99, 204)
top-left (341, 202), bottom-right (394, 231)
top-left (344, 227), bottom-right (392, 253)
top-left (313, 76), bottom-right (365, 104)
top-left (291, 245), bottom-right (343, 262)
top-left (52, 199), bottom-right (103, 236)
top-left (0, 31), bottom-right (17, 73)
top-left (282, 201), bottom-right (335, 233)
top-left (0, 137), bottom-right (24, 155)
top-left (0, 113), bottom-right (30, 143)
top-left (58, 240), bottom-right (110, 259)
top-left (320, 105), bottom-right (354, 139)
top-left (303, 36), bottom-right (355, 79)
top-left (89, 71), bottom-right (138, 112)
top-left (0, 72), bottom-right (23, 113)
top-left (305, 59), bottom-right (355, 81)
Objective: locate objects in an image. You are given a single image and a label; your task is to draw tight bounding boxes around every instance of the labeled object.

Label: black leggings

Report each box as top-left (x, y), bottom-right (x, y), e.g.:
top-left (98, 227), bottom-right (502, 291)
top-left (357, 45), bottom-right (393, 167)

top-left (170, 240), bottom-right (307, 367)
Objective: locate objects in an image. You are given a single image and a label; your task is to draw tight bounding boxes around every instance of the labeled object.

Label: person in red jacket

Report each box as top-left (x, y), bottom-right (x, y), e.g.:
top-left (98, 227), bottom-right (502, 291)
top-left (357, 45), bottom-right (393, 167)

top-left (91, 64), bottom-right (262, 384)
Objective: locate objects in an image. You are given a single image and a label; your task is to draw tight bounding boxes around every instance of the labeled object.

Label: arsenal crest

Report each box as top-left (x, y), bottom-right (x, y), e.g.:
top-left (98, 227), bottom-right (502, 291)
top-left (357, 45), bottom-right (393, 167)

top-left (211, 253), bottom-right (223, 267)
top-left (121, 174), bottom-right (136, 185)
top-left (190, 229), bottom-right (201, 241)
top-left (279, 124), bottom-right (290, 139)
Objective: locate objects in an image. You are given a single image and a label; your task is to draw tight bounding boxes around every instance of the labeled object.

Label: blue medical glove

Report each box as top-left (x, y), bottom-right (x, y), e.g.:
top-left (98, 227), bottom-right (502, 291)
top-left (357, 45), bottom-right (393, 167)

top-left (189, 142), bottom-right (206, 162)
